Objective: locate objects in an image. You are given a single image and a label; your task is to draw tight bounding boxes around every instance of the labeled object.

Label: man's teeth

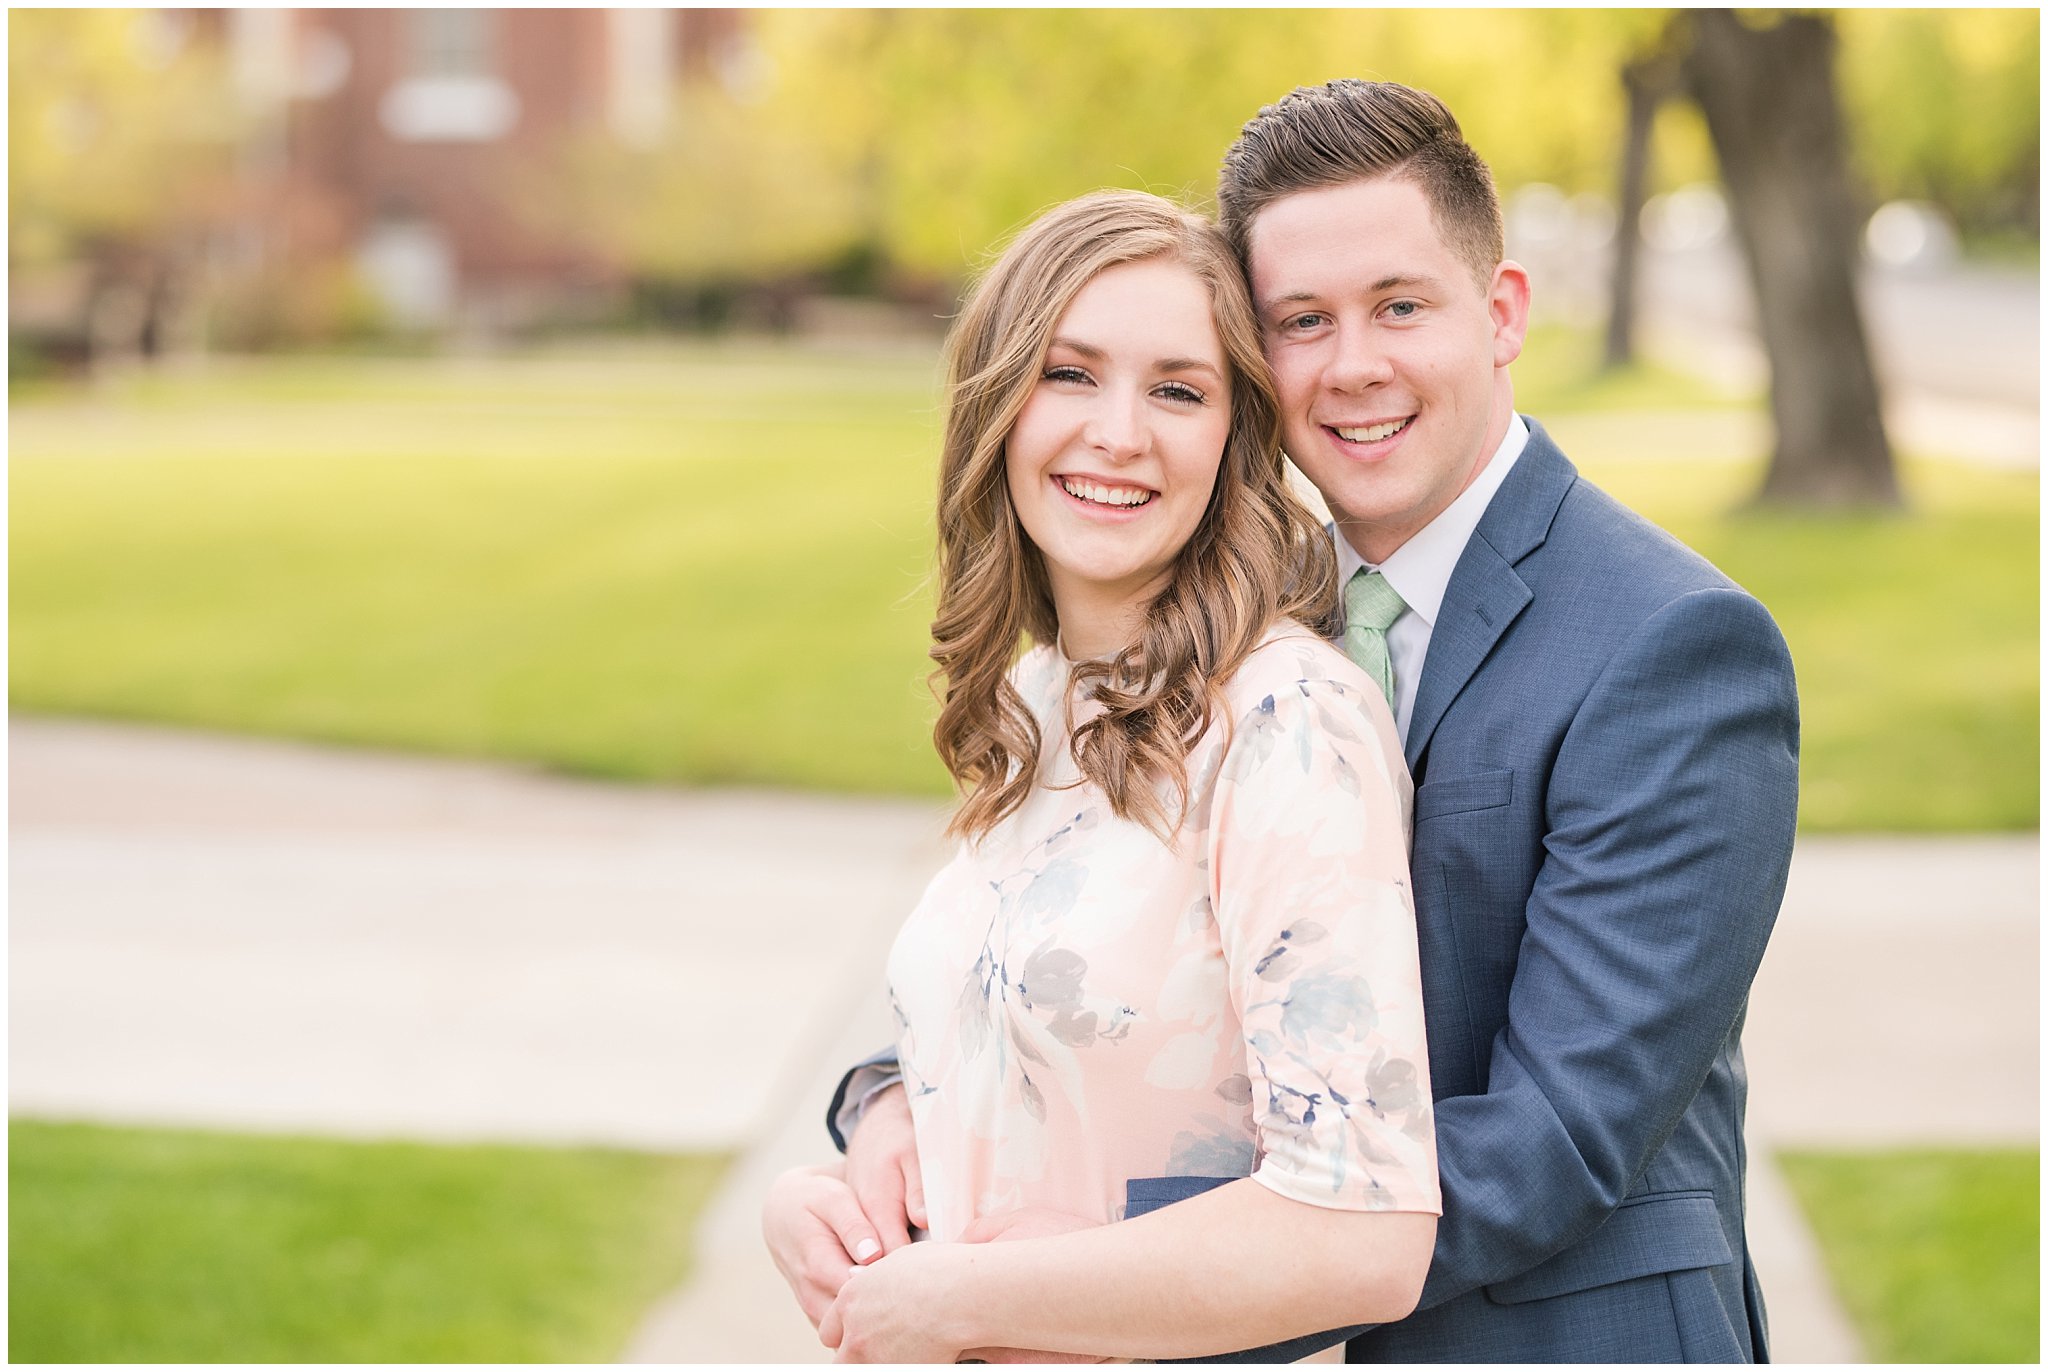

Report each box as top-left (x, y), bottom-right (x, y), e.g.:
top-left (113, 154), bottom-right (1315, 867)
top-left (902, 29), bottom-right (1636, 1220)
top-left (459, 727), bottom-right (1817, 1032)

top-left (1058, 477), bottom-right (1154, 507)
top-left (1334, 418), bottom-right (1412, 442)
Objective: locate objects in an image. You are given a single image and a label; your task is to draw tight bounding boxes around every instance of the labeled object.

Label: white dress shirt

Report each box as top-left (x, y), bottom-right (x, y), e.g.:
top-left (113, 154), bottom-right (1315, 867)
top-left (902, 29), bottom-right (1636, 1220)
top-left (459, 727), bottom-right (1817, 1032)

top-left (1335, 415), bottom-right (1530, 744)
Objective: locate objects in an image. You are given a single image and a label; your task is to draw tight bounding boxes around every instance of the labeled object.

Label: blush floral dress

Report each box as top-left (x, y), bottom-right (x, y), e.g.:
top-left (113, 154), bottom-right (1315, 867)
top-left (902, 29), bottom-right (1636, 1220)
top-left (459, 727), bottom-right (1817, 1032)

top-left (887, 625), bottom-right (1440, 1241)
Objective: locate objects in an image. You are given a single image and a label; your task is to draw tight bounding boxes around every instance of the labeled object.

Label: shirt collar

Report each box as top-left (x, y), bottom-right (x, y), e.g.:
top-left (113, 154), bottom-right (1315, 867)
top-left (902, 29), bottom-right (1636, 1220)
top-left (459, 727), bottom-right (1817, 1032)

top-left (1334, 414), bottom-right (1529, 629)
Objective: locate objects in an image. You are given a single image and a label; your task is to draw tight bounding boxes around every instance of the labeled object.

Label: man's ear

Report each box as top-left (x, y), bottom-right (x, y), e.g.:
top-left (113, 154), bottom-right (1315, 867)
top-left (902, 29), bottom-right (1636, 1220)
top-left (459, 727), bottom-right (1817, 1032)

top-left (1487, 260), bottom-right (1532, 368)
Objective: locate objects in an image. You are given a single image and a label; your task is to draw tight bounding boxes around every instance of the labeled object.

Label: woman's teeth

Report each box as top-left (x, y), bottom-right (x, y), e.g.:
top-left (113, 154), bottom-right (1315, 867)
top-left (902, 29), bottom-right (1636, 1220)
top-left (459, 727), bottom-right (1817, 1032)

top-left (1057, 477), bottom-right (1154, 507)
top-left (1333, 418), bottom-right (1412, 442)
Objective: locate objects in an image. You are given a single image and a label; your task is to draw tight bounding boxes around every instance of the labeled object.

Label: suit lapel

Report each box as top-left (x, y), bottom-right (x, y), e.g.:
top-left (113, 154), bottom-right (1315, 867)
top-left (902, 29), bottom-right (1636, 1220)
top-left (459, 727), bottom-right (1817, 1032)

top-left (1403, 420), bottom-right (1578, 773)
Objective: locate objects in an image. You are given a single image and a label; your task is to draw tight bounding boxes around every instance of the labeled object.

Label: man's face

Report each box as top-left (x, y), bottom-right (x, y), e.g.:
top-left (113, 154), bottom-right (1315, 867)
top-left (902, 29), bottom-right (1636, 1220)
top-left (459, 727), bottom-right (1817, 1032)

top-left (1247, 176), bottom-right (1528, 564)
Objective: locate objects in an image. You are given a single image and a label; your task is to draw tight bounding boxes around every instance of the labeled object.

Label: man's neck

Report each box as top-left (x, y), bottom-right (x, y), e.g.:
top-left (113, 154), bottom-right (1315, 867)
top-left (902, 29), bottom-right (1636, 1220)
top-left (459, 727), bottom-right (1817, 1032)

top-left (1340, 386), bottom-right (1517, 565)
top-left (1335, 413), bottom-right (1530, 595)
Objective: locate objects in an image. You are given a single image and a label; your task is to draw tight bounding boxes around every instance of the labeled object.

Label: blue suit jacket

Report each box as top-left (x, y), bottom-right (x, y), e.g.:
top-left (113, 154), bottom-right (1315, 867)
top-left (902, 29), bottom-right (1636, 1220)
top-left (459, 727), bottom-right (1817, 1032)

top-left (835, 421), bottom-right (1800, 1363)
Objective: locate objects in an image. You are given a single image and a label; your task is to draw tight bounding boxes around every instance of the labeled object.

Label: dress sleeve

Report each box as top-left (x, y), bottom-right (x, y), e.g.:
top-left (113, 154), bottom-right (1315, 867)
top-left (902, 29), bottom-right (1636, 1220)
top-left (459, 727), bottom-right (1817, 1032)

top-left (1206, 678), bottom-right (1440, 1215)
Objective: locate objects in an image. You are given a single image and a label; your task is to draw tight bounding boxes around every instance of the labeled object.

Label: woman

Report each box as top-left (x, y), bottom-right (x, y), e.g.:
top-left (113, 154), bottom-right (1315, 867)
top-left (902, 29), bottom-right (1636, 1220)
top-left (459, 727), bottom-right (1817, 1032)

top-left (766, 190), bottom-right (1437, 1362)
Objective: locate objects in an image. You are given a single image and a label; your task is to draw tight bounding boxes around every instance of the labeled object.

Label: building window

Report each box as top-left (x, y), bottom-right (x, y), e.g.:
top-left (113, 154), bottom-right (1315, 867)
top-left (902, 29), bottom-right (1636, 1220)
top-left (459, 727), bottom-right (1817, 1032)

top-left (381, 9), bottom-right (517, 142)
top-left (407, 9), bottom-right (494, 80)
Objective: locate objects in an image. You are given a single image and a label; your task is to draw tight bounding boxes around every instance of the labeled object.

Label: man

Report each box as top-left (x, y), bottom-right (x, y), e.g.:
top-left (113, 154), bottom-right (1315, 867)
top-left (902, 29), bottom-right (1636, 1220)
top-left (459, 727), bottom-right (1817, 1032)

top-left (805, 79), bottom-right (1799, 1362)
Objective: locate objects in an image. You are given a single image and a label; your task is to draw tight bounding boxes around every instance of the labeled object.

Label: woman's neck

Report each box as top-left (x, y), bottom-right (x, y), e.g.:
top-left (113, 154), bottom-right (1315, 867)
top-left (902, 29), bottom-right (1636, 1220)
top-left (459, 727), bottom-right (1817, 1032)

top-left (1051, 579), bottom-right (1161, 661)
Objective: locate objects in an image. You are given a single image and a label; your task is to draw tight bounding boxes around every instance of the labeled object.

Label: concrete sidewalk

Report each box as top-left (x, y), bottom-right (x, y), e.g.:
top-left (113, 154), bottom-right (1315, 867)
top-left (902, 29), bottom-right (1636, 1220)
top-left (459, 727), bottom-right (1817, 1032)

top-left (11, 718), bottom-right (2038, 1362)
top-left (10, 717), bottom-right (951, 1150)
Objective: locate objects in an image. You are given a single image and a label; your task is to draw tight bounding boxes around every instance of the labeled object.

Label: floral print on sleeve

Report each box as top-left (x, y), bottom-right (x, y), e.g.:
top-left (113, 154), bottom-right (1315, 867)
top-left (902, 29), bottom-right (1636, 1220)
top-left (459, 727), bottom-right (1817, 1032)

top-left (1209, 679), bottom-right (1439, 1213)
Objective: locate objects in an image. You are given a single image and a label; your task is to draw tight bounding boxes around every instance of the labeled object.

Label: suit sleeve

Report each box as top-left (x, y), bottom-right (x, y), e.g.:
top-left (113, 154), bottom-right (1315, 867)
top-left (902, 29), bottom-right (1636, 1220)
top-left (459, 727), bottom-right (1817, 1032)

top-left (1416, 585), bottom-right (1800, 1308)
top-left (826, 1050), bottom-right (901, 1152)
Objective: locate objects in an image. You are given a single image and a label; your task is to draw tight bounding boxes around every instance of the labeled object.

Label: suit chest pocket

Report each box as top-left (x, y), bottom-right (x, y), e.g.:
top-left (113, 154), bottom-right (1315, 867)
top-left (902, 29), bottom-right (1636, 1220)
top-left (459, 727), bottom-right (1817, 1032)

top-left (1414, 768), bottom-right (1514, 822)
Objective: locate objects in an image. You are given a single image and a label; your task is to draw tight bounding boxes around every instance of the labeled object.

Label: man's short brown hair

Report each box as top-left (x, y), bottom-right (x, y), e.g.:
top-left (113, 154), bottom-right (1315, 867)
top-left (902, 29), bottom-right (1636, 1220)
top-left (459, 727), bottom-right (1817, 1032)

top-left (1217, 79), bottom-right (1504, 290)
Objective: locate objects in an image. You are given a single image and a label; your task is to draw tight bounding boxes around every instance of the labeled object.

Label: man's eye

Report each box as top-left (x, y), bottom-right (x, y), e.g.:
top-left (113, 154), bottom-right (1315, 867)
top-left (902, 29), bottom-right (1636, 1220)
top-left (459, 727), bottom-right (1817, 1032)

top-left (1384, 300), bottom-right (1420, 319)
top-left (1287, 313), bottom-right (1327, 331)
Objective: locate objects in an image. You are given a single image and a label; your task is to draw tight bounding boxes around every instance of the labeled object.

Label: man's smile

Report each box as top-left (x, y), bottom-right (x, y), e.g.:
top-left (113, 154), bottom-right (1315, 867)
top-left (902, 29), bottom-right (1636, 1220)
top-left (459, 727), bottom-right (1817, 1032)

top-left (1329, 417), bottom-right (1414, 444)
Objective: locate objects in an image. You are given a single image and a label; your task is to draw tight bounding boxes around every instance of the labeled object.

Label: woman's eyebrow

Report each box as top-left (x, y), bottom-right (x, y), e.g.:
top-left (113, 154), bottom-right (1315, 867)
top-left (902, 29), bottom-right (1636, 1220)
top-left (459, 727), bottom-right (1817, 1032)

top-left (1049, 337), bottom-right (1222, 380)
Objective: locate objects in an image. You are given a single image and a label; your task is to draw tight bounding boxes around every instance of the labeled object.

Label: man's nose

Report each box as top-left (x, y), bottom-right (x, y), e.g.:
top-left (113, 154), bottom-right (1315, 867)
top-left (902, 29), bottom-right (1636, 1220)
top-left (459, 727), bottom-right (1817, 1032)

top-left (1082, 389), bottom-right (1148, 461)
top-left (1324, 323), bottom-right (1394, 392)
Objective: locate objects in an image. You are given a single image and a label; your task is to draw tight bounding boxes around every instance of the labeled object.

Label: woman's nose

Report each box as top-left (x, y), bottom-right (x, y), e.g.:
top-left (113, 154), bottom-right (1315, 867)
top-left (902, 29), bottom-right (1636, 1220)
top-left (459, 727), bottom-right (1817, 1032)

top-left (1081, 390), bottom-right (1148, 460)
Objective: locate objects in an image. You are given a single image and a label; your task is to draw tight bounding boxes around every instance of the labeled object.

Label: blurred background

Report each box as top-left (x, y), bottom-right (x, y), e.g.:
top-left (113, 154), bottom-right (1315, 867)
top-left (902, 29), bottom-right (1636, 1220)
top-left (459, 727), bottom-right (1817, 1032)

top-left (9, 7), bottom-right (2038, 1364)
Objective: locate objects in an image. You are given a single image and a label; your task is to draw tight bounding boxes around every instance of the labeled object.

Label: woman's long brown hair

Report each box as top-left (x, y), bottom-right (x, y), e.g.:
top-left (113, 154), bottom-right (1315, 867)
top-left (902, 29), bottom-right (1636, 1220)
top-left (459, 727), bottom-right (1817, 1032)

top-left (931, 189), bottom-right (1338, 842)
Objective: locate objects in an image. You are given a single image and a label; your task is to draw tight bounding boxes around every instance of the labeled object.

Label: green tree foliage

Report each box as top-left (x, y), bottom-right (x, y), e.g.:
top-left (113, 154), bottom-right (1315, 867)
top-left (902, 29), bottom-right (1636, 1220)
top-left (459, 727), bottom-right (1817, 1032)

top-left (754, 9), bottom-right (1675, 277)
top-left (1836, 9), bottom-right (2040, 238)
top-left (539, 80), bottom-right (865, 285)
top-left (726, 8), bottom-right (2036, 281)
top-left (8, 9), bottom-right (235, 270)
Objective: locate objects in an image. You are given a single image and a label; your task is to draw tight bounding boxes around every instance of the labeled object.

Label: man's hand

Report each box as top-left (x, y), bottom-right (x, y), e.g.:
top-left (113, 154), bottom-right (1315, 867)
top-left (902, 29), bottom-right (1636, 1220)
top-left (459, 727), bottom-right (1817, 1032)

top-left (842, 1081), bottom-right (925, 1253)
top-left (762, 1163), bottom-right (885, 1329)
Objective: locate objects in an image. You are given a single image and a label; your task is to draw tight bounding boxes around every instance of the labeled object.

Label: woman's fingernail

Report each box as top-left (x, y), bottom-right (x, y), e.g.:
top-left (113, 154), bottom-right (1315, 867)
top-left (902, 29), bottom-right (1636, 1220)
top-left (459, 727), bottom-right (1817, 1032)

top-left (854, 1239), bottom-right (881, 1261)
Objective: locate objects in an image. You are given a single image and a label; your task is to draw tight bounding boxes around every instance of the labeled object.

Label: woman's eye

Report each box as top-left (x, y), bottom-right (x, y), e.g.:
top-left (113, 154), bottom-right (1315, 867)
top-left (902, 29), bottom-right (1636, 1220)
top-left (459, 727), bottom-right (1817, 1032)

top-left (1042, 365), bottom-right (1091, 384)
top-left (1155, 382), bottom-right (1205, 405)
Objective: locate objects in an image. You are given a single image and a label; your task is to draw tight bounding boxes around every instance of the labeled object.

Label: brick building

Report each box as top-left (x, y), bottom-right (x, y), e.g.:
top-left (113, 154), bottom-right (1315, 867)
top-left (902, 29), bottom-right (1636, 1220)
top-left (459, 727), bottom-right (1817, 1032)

top-left (225, 8), bottom-right (750, 332)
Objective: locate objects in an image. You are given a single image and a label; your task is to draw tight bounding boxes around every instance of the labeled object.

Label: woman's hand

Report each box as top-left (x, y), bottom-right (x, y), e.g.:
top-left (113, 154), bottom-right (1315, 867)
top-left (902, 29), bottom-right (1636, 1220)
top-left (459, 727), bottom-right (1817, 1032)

top-left (842, 1081), bottom-right (927, 1251)
top-left (820, 1208), bottom-right (1114, 1364)
top-left (761, 1163), bottom-right (886, 1328)
top-left (820, 1239), bottom-right (976, 1363)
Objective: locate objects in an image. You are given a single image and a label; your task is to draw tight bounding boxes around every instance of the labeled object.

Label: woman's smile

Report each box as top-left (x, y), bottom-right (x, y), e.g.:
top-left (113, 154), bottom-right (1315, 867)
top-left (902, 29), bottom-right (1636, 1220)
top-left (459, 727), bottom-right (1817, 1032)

top-left (1052, 472), bottom-right (1159, 512)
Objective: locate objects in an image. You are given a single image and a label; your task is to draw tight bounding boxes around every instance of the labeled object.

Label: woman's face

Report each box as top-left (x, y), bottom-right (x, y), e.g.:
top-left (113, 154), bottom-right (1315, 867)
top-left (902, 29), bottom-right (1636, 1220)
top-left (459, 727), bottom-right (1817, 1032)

top-left (1005, 256), bottom-right (1232, 638)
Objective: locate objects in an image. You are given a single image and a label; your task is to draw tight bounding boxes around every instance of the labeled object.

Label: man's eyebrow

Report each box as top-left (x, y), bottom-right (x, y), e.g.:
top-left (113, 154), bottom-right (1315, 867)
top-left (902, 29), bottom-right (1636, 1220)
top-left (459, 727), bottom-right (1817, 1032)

top-left (1259, 274), bottom-right (1442, 313)
top-left (1258, 290), bottom-right (1320, 314)
top-left (1371, 272), bottom-right (1437, 293)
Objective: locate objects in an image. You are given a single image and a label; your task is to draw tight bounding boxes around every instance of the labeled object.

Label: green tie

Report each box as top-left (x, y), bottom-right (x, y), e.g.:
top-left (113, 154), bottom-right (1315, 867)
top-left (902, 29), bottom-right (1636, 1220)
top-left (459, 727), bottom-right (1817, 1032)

top-left (1342, 568), bottom-right (1406, 712)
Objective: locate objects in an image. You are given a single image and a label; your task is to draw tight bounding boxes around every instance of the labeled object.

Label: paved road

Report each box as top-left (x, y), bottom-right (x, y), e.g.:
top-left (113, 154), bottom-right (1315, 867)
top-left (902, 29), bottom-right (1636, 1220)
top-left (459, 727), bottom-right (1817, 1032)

top-left (11, 718), bottom-right (2037, 1362)
top-left (1641, 244), bottom-right (2039, 418)
top-left (1518, 234), bottom-right (2039, 468)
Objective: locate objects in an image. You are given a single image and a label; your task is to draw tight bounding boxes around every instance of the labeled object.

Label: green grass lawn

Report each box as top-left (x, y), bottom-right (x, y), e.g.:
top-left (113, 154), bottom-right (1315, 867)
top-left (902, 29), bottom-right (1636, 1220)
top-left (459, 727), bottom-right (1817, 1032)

top-left (11, 344), bottom-right (951, 794)
top-left (1513, 322), bottom-right (1757, 414)
top-left (1780, 1147), bottom-right (2039, 1363)
top-left (10, 340), bottom-right (2037, 829)
top-left (8, 1118), bottom-right (726, 1363)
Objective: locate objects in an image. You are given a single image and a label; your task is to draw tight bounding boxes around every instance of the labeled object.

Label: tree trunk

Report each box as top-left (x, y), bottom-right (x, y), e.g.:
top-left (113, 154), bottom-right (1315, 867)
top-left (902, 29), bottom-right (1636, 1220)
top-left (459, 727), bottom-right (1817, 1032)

top-left (1681, 9), bottom-right (1901, 508)
top-left (1603, 52), bottom-right (1671, 371)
